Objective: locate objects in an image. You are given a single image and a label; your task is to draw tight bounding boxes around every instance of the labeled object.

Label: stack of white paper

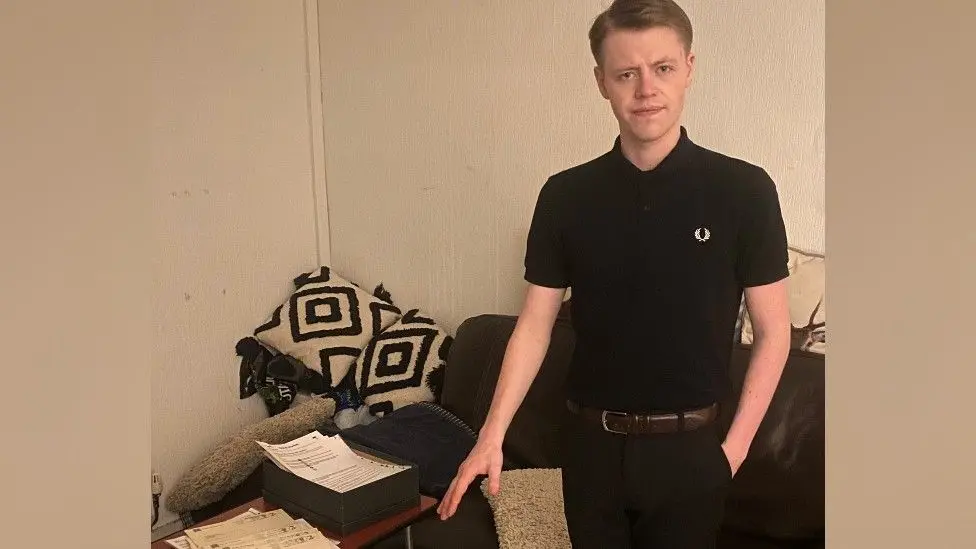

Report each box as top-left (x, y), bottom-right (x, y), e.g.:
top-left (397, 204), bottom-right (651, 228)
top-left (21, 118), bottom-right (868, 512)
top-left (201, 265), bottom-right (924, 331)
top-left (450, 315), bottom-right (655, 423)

top-left (256, 432), bottom-right (408, 493)
top-left (164, 508), bottom-right (340, 549)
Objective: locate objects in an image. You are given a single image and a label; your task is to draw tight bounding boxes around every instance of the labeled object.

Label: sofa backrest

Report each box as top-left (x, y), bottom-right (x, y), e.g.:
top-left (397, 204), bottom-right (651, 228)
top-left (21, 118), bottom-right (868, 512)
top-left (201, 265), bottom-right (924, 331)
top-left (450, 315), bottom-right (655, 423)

top-left (439, 314), bottom-right (575, 469)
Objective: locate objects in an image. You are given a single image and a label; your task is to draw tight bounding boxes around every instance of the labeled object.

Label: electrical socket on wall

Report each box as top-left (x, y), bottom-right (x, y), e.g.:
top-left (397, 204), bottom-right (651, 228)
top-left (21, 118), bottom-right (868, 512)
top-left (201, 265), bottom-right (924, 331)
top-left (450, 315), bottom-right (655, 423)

top-left (151, 469), bottom-right (163, 527)
top-left (151, 469), bottom-right (163, 496)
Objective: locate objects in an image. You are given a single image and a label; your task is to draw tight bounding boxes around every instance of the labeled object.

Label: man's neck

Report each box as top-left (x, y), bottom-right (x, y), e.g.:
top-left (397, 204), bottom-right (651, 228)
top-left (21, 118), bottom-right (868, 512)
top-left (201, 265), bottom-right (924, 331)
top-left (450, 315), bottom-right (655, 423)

top-left (619, 124), bottom-right (682, 172)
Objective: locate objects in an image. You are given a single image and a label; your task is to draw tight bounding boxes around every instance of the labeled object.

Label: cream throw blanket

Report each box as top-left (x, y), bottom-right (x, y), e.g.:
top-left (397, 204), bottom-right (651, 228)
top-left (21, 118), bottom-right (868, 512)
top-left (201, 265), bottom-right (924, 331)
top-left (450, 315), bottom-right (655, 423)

top-left (166, 396), bottom-right (335, 514)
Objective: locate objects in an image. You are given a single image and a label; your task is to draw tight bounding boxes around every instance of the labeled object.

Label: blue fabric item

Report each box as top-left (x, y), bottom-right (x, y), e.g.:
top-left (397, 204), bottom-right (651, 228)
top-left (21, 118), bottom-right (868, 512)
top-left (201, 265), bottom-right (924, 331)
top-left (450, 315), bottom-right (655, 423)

top-left (328, 402), bottom-right (480, 498)
top-left (324, 370), bottom-right (365, 412)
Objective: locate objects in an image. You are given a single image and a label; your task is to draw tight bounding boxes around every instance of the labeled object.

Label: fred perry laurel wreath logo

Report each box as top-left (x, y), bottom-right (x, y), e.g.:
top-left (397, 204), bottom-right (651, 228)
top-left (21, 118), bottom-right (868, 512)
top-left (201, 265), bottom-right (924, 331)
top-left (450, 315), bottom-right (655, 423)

top-left (694, 227), bottom-right (711, 243)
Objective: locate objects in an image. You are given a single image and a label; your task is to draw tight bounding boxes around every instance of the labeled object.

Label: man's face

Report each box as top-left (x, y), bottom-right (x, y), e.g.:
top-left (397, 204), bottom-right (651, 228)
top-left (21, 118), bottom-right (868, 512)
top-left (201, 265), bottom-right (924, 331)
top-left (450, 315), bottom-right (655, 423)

top-left (594, 26), bottom-right (695, 145)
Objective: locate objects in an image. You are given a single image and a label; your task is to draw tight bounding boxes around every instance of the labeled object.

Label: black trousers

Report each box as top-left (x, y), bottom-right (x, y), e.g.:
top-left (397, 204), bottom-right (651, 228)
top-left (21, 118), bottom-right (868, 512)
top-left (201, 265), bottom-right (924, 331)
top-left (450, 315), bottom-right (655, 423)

top-left (560, 408), bottom-right (733, 549)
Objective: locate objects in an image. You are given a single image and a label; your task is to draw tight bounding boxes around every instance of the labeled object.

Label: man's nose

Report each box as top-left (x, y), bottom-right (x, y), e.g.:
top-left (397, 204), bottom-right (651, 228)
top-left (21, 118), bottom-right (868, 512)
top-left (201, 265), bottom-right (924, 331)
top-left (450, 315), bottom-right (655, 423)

top-left (636, 73), bottom-right (656, 97)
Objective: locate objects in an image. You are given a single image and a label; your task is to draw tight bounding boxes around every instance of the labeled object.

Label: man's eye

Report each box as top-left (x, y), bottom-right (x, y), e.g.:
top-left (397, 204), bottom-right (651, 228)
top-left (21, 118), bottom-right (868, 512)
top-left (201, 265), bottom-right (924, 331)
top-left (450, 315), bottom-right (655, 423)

top-left (658, 65), bottom-right (674, 74)
top-left (620, 71), bottom-right (636, 80)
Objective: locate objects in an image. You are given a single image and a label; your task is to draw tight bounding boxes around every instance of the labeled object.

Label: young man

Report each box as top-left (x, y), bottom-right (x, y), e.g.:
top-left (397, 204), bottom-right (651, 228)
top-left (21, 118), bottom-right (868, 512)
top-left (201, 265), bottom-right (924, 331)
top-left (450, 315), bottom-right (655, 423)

top-left (437, 0), bottom-right (792, 546)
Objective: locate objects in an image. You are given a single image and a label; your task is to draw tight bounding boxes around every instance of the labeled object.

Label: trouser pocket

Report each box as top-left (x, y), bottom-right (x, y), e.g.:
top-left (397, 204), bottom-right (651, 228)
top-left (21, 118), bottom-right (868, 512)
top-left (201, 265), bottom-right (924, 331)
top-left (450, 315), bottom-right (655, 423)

top-left (703, 427), bottom-right (734, 482)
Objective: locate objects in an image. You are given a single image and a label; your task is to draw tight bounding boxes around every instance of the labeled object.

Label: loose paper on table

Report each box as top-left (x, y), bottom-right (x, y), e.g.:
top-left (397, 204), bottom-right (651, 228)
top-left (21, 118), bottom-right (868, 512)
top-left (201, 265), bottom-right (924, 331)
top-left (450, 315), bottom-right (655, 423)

top-left (166, 509), bottom-right (339, 549)
top-left (256, 431), bottom-right (407, 493)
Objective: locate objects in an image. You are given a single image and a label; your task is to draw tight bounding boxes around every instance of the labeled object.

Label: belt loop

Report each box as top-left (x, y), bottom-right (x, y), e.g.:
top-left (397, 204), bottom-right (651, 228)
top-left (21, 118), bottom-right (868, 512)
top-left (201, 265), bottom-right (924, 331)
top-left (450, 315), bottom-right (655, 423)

top-left (676, 411), bottom-right (685, 432)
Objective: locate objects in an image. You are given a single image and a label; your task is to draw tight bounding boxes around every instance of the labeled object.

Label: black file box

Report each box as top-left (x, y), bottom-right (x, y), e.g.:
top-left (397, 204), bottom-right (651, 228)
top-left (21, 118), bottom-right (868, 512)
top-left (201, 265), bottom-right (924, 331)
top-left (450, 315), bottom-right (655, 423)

top-left (261, 440), bottom-right (420, 536)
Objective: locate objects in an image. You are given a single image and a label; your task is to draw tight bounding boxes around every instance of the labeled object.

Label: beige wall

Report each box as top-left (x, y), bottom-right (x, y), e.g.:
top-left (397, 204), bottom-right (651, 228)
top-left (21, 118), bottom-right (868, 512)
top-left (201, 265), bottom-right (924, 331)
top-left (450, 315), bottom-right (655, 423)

top-left (317, 0), bottom-right (824, 332)
top-left (150, 0), bottom-right (327, 532)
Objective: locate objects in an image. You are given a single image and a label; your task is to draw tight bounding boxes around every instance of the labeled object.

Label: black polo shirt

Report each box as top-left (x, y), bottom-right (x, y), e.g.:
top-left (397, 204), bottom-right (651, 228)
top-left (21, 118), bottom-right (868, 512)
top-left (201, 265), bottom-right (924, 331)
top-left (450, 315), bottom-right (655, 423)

top-left (524, 126), bottom-right (789, 413)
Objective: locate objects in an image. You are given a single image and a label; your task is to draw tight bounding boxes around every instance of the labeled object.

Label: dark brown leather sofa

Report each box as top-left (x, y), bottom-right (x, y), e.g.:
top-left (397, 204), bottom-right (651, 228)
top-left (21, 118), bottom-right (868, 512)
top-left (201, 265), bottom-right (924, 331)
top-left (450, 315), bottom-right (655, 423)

top-left (375, 313), bottom-right (824, 549)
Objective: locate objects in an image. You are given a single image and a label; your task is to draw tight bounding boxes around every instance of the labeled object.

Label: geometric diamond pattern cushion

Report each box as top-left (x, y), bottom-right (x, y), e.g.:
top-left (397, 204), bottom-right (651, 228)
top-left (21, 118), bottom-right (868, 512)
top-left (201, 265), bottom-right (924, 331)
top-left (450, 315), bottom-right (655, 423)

top-left (354, 309), bottom-right (453, 417)
top-left (254, 266), bottom-right (402, 387)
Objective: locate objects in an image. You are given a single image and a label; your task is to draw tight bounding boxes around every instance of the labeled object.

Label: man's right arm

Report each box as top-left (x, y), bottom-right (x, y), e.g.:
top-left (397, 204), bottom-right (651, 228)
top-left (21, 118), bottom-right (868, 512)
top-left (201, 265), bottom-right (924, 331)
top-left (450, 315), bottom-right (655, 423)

top-left (436, 282), bottom-right (565, 519)
top-left (479, 283), bottom-right (566, 446)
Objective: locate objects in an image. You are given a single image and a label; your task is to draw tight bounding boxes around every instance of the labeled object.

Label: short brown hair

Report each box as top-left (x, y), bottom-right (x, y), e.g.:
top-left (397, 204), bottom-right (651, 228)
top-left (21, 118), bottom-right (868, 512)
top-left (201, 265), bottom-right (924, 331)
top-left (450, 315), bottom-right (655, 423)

top-left (588, 0), bottom-right (694, 65)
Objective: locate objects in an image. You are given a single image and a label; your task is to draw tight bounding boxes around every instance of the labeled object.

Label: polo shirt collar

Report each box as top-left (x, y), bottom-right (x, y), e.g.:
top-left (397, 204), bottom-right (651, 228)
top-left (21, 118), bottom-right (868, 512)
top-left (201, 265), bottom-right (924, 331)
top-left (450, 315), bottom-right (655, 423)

top-left (609, 125), bottom-right (695, 179)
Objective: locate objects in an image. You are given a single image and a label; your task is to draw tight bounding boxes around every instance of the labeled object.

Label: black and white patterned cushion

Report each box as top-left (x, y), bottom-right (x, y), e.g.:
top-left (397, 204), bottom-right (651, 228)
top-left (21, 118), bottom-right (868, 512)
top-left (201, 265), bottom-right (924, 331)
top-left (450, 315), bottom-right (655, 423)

top-left (354, 309), bottom-right (452, 417)
top-left (253, 267), bottom-right (402, 387)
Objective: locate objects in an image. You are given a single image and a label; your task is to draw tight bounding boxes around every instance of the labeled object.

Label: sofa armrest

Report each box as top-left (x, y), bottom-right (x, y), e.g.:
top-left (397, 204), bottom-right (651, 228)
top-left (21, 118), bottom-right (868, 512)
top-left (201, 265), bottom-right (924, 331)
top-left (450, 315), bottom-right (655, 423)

top-left (165, 396), bottom-right (335, 515)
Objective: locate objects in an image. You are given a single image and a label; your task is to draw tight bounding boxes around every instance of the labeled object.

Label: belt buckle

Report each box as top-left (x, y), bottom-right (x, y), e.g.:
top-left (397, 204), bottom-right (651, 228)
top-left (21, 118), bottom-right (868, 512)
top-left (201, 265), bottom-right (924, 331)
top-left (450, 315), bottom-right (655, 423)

top-left (601, 410), bottom-right (629, 434)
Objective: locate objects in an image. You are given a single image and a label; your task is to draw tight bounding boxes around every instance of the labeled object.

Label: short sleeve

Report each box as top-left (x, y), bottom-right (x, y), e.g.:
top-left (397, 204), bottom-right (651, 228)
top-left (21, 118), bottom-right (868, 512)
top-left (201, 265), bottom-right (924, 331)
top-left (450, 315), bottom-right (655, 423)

top-left (736, 168), bottom-right (790, 288)
top-left (524, 179), bottom-right (570, 288)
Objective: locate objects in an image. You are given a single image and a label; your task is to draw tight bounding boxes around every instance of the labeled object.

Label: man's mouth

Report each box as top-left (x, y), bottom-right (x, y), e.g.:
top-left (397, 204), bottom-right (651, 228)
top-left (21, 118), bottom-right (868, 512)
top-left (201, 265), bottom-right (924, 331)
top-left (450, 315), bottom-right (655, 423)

top-left (633, 106), bottom-right (665, 117)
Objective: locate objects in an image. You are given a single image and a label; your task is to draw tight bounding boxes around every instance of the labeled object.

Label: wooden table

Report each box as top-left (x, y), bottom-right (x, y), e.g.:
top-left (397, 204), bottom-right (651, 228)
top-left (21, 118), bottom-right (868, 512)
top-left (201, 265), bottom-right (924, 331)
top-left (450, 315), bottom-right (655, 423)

top-left (151, 495), bottom-right (439, 549)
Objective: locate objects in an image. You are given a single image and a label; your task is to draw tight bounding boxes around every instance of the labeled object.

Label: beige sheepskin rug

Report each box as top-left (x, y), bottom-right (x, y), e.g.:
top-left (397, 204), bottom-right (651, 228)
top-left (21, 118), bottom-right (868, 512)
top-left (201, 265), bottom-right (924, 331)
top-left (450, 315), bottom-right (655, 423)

top-left (480, 468), bottom-right (571, 549)
top-left (166, 396), bottom-right (335, 514)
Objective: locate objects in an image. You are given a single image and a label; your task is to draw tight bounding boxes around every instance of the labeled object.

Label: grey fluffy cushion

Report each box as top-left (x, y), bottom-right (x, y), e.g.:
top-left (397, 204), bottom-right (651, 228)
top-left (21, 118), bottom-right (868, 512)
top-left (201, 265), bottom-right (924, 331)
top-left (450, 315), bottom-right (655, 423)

top-left (166, 396), bottom-right (335, 514)
top-left (480, 468), bottom-right (571, 549)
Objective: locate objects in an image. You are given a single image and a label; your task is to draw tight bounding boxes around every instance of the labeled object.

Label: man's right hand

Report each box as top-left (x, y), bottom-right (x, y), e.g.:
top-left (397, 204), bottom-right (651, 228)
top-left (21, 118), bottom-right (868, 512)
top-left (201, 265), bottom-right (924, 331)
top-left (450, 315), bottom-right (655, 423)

top-left (437, 436), bottom-right (504, 520)
top-left (436, 283), bottom-right (565, 521)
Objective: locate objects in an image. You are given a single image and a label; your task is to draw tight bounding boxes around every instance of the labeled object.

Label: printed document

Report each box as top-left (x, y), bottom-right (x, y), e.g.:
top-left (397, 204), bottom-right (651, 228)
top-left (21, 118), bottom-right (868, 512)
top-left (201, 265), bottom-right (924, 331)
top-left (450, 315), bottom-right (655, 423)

top-left (256, 432), bottom-right (408, 493)
top-left (184, 509), bottom-right (296, 547)
top-left (212, 520), bottom-right (337, 549)
top-left (170, 509), bottom-right (339, 549)
top-left (165, 508), bottom-right (262, 549)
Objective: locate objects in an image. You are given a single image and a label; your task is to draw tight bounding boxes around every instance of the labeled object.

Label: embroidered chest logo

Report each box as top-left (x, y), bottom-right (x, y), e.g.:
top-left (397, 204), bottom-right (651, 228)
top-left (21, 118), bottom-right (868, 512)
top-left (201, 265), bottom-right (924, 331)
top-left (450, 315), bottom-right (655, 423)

top-left (694, 227), bottom-right (711, 243)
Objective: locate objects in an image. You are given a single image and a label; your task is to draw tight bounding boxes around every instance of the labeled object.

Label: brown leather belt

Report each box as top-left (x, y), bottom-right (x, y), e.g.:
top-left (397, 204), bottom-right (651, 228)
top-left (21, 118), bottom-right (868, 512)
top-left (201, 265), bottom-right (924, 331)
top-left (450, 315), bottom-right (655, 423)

top-left (567, 400), bottom-right (719, 435)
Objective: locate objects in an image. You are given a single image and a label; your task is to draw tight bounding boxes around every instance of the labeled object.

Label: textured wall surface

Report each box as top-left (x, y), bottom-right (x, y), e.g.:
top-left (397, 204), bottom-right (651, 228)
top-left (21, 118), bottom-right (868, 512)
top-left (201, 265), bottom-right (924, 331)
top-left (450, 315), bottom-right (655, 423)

top-left (318, 0), bottom-right (824, 333)
top-left (151, 0), bottom-right (324, 531)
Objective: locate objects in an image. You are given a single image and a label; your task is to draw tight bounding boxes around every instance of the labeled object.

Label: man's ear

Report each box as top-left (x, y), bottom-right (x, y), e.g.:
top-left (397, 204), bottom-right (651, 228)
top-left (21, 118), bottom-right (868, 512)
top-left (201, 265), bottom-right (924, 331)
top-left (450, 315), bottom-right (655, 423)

top-left (685, 52), bottom-right (696, 88)
top-left (594, 65), bottom-right (610, 99)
